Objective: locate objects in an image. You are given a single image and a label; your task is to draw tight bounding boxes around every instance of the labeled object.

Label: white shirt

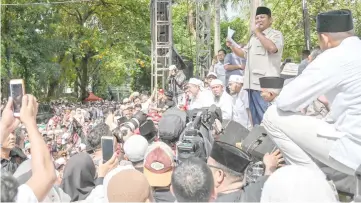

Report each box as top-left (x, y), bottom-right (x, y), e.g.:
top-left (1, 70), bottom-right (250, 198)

top-left (16, 184), bottom-right (38, 203)
top-left (275, 36), bottom-right (361, 170)
top-left (232, 89), bottom-right (251, 129)
top-left (214, 62), bottom-right (226, 86)
top-left (189, 90), bottom-right (214, 110)
top-left (213, 91), bottom-right (233, 120)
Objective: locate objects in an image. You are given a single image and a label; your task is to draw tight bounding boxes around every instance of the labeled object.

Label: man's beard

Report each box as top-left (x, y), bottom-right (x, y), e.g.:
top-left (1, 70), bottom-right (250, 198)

top-left (214, 95), bottom-right (220, 103)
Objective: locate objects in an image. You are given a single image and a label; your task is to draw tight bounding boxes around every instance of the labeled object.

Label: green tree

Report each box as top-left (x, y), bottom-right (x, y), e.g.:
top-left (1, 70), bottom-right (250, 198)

top-left (264, 0), bottom-right (361, 61)
top-left (1, 0), bottom-right (151, 101)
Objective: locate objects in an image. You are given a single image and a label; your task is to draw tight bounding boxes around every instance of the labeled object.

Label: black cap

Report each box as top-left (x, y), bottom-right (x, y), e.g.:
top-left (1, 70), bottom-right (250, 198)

top-left (317, 9), bottom-right (353, 33)
top-left (256, 6), bottom-right (271, 17)
top-left (210, 141), bottom-right (251, 173)
top-left (259, 77), bottom-right (284, 89)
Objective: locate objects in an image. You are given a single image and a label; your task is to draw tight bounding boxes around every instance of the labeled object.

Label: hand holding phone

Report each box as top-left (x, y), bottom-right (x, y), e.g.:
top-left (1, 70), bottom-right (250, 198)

top-left (9, 79), bottom-right (25, 117)
top-left (98, 153), bottom-right (118, 178)
top-left (0, 98), bottom-right (21, 141)
top-left (19, 95), bottom-right (38, 126)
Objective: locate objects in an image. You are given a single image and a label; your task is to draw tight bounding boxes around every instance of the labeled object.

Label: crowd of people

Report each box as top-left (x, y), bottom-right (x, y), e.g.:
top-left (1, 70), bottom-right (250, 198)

top-left (1, 5), bottom-right (361, 203)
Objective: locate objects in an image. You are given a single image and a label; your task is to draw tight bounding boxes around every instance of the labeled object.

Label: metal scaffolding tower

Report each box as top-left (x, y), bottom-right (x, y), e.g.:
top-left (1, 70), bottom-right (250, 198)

top-left (150, 0), bottom-right (173, 92)
top-left (195, 0), bottom-right (212, 78)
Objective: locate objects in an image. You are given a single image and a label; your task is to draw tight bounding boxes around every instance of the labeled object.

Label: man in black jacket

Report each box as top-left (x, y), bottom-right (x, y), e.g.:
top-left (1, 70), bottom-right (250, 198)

top-left (168, 65), bottom-right (186, 105)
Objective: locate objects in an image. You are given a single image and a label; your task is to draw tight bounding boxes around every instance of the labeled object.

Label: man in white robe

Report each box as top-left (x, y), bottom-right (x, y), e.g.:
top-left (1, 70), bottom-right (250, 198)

top-left (228, 75), bottom-right (252, 129)
top-left (187, 78), bottom-right (214, 110)
top-left (210, 79), bottom-right (233, 120)
top-left (262, 9), bottom-right (361, 177)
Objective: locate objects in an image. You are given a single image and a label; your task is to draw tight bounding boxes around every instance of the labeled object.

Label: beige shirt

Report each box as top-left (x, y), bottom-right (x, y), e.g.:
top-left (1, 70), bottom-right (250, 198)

top-left (243, 27), bottom-right (284, 91)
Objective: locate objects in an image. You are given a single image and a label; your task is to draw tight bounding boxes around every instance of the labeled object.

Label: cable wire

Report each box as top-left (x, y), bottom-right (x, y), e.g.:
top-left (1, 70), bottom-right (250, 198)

top-left (1, 0), bottom-right (96, 6)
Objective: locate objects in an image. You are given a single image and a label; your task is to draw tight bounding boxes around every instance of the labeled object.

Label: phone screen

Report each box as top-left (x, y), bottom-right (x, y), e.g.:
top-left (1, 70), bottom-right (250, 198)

top-left (101, 137), bottom-right (114, 163)
top-left (10, 83), bottom-right (24, 113)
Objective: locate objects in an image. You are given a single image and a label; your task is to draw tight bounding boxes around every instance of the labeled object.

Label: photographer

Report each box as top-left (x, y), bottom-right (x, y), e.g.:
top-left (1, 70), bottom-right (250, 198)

top-left (158, 112), bottom-right (186, 151)
top-left (168, 65), bottom-right (186, 105)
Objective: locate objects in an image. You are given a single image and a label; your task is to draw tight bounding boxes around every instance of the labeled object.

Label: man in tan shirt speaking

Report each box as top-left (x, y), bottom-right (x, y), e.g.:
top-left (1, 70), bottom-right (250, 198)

top-left (227, 6), bottom-right (284, 125)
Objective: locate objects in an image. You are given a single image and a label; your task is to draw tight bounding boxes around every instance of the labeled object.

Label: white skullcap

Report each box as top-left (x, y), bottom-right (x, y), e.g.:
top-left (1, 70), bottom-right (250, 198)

top-left (123, 98), bottom-right (130, 103)
top-left (188, 78), bottom-right (203, 87)
top-left (281, 63), bottom-right (299, 76)
top-left (261, 165), bottom-right (338, 203)
top-left (210, 79), bottom-right (223, 87)
top-left (169, 65), bottom-right (177, 71)
top-left (228, 75), bottom-right (244, 84)
top-left (123, 135), bottom-right (149, 162)
top-left (207, 72), bottom-right (217, 78)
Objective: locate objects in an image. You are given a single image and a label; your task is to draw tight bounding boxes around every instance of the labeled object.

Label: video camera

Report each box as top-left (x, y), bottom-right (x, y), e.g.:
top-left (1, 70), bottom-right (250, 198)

top-left (176, 105), bottom-right (222, 162)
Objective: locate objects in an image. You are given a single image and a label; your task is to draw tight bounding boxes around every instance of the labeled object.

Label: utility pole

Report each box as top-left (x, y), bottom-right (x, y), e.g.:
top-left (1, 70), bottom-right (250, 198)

top-left (302, 0), bottom-right (311, 50)
top-left (250, 0), bottom-right (262, 35)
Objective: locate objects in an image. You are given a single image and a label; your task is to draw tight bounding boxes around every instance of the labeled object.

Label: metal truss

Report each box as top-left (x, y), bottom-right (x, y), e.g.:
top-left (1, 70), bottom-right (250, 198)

top-left (195, 0), bottom-right (212, 79)
top-left (150, 0), bottom-right (173, 92)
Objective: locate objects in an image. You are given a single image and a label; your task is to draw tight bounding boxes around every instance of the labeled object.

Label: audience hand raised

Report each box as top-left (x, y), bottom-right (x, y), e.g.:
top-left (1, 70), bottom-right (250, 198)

top-left (20, 95), bottom-right (38, 126)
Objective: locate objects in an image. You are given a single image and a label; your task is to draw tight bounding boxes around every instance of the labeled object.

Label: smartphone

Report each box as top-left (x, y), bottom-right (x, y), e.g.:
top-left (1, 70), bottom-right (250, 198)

top-left (101, 136), bottom-right (115, 163)
top-left (10, 79), bottom-right (25, 117)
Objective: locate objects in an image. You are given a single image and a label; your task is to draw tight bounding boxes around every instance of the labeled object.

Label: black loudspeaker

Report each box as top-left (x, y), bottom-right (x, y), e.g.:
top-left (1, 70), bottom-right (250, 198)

top-left (220, 120), bottom-right (249, 146)
top-left (241, 125), bottom-right (276, 161)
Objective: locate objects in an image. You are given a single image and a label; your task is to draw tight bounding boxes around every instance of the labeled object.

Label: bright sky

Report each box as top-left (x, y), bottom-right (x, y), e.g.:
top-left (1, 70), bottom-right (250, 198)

top-left (221, 2), bottom-right (249, 21)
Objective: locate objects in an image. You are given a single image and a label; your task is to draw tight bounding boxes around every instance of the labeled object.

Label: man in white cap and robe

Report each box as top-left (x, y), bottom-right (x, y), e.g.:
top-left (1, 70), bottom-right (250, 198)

top-left (210, 79), bottom-right (233, 120)
top-left (228, 75), bottom-right (252, 129)
top-left (186, 78), bottom-right (213, 110)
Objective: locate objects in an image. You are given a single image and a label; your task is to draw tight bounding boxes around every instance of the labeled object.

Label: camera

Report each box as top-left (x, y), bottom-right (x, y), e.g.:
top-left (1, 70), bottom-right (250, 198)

top-left (116, 111), bottom-right (156, 142)
top-left (176, 105), bottom-right (222, 162)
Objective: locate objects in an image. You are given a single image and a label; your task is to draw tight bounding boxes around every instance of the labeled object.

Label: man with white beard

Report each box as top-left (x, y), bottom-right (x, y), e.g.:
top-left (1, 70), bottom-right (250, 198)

top-left (186, 78), bottom-right (214, 110)
top-left (210, 79), bottom-right (233, 120)
top-left (228, 75), bottom-right (252, 129)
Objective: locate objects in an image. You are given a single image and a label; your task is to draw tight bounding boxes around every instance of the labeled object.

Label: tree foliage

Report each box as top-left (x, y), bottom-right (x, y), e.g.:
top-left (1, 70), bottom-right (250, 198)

top-left (265, 0), bottom-right (361, 61)
top-left (2, 0), bottom-right (360, 101)
top-left (1, 0), bottom-right (150, 101)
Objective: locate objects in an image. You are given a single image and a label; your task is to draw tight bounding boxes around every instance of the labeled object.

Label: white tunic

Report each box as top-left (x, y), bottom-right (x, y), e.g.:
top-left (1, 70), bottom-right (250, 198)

top-left (189, 90), bottom-right (214, 110)
top-left (275, 36), bottom-right (361, 170)
top-left (232, 89), bottom-right (251, 129)
top-left (214, 91), bottom-right (233, 120)
top-left (214, 62), bottom-right (226, 86)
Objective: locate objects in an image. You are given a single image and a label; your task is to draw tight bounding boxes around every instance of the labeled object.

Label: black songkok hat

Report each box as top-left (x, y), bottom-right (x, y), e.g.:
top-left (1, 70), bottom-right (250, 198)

top-left (210, 141), bottom-right (251, 173)
top-left (259, 77), bottom-right (284, 89)
top-left (256, 6), bottom-right (271, 17)
top-left (317, 9), bottom-right (354, 33)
